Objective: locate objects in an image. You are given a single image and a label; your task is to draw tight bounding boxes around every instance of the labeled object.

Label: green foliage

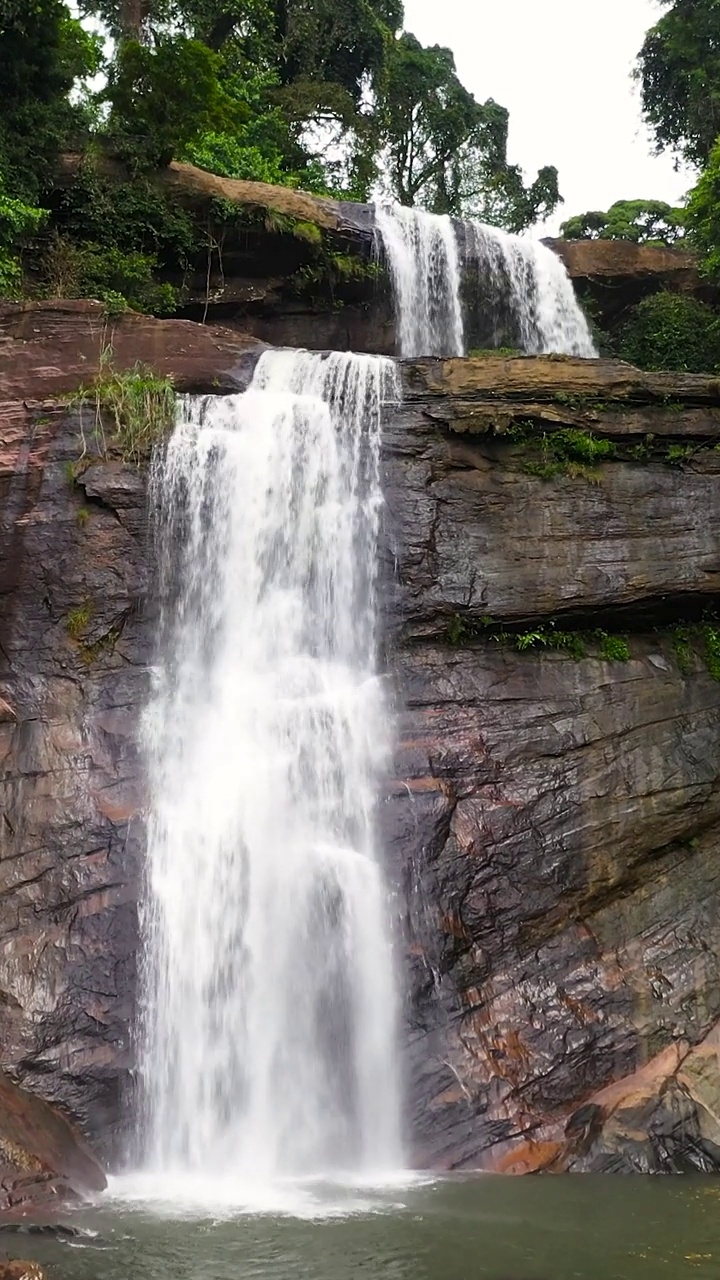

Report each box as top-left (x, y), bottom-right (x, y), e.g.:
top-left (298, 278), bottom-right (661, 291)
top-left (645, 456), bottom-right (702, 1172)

top-left (597, 633), bottom-right (631, 662)
top-left (672, 625), bottom-right (694, 674)
top-left (105, 37), bottom-right (243, 170)
top-left (705, 625), bottom-right (720, 680)
top-left (43, 233), bottom-right (177, 313)
top-left (182, 66), bottom-right (330, 191)
top-left (76, 506), bottom-right (91, 528)
top-left (186, 132), bottom-right (287, 185)
top-left (617, 292), bottom-right (720, 373)
top-left (671, 622), bottom-right (720, 680)
top-left (0, 0), bottom-right (102, 202)
top-left (508, 421), bottom-right (614, 481)
top-left (1, 0), bottom-right (564, 305)
top-left (290, 251), bottom-right (381, 298)
top-left (560, 199), bottom-right (685, 247)
top-left (685, 137), bottom-right (720, 280)
top-left (446, 616), bottom-right (631, 663)
top-left (446, 614), bottom-right (472, 646)
top-left (66, 602), bottom-right (93, 639)
top-left (547, 429), bottom-right (614, 464)
top-left (637, 0), bottom-right (720, 167)
top-left (0, 176), bottom-right (45, 297)
top-left (68, 348), bottom-right (176, 463)
top-left (380, 33), bottom-right (560, 228)
top-left (665, 442), bottom-right (696, 464)
top-left (513, 626), bottom-right (586, 659)
top-left (42, 162), bottom-right (196, 312)
top-left (78, 0), bottom-right (270, 47)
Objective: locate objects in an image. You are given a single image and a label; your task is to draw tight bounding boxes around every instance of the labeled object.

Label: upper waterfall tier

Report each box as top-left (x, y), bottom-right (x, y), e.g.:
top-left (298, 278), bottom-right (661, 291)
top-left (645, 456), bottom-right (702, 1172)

top-left (375, 205), bottom-right (465, 359)
top-left (375, 203), bottom-right (596, 359)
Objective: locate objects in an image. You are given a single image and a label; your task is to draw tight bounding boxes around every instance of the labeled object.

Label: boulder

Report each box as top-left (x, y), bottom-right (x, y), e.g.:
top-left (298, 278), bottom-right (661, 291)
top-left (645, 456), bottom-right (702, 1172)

top-left (0, 1069), bottom-right (104, 1218)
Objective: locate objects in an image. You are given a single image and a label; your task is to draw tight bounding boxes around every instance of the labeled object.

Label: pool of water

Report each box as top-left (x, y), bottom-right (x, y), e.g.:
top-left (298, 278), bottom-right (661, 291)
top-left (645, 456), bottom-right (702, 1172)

top-left (13, 1174), bottom-right (720, 1280)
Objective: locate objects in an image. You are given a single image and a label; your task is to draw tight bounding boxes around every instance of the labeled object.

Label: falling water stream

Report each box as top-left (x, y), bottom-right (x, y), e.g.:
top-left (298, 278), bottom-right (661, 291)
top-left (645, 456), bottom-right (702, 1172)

top-left (375, 202), bottom-right (596, 357)
top-left (462, 219), bottom-right (597, 356)
top-left (131, 350), bottom-right (403, 1206)
top-left (374, 204), bottom-right (465, 357)
top-left (116, 199), bottom-right (597, 1223)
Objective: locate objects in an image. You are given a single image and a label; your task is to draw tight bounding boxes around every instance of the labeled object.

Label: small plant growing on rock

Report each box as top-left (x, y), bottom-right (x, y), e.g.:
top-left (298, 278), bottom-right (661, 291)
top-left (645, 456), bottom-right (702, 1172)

top-left (703, 625), bottom-right (720, 680)
top-left (68, 346), bottom-right (175, 465)
top-left (597, 632), bottom-right (631, 661)
top-left (66, 603), bottom-right (93, 639)
top-left (513, 423), bottom-right (614, 482)
top-left (665, 442), bottom-right (696, 465)
top-left (672, 625), bottom-right (694, 675)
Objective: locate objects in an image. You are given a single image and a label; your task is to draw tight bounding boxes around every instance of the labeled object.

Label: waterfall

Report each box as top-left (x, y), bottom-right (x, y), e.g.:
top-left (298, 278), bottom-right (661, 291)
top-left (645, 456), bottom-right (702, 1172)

top-left (375, 204), bottom-right (465, 358)
top-left (462, 221), bottom-right (597, 357)
top-left (375, 203), bottom-right (596, 359)
top-left (138, 349), bottom-right (403, 1190)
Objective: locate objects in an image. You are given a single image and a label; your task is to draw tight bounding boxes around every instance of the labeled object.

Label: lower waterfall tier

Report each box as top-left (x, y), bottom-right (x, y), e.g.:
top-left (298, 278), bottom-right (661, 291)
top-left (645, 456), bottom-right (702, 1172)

top-left (0, 306), bottom-right (720, 1196)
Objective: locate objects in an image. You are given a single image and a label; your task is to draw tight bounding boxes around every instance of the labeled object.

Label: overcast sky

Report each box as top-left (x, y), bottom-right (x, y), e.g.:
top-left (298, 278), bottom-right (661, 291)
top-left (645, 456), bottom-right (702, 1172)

top-left (402, 0), bottom-right (696, 232)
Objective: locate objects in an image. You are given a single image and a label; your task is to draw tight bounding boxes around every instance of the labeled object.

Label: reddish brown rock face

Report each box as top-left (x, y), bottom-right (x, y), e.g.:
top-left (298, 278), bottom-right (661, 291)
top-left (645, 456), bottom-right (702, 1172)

top-left (381, 359), bottom-right (720, 1172)
top-left (0, 1070), bottom-right (105, 1216)
top-left (0, 394), bottom-right (150, 1162)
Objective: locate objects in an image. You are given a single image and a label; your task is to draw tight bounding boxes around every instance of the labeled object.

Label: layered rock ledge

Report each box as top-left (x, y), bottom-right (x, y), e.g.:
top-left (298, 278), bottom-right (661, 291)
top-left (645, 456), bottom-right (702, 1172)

top-left (384, 352), bottom-right (720, 1172)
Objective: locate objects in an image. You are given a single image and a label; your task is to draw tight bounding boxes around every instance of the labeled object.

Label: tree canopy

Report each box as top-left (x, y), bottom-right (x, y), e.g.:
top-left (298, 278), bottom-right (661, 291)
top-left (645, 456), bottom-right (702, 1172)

top-left (637, 0), bottom-right (720, 168)
top-left (0, 0), bottom-right (564, 305)
top-left (560, 199), bottom-right (686, 247)
top-left (379, 33), bottom-right (559, 228)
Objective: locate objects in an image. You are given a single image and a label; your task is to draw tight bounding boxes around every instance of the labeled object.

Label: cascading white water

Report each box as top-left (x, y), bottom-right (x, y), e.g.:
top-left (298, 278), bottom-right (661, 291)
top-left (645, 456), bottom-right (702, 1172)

top-left (138, 349), bottom-right (403, 1190)
top-left (463, 221), bottom-right (596, 357)
top-left (375, 204), bottom-right (464, 358)
top-left (376, 202), bottom-right (596, 358)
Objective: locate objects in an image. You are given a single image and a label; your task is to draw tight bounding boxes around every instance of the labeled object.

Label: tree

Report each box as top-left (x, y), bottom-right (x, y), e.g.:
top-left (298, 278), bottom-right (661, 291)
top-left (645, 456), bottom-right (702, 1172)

top-left (78, 0), bottom-right (273, 49)
top-left (637, 0), bottom-right (720, 168)
top-left (380, 33), bottom-right (560, 230)
top-left (78, 0), bottom-right (404, 195)
top-left (560, 199), bottom-right (686, 247)
top-left (0, 0), bottom-right (102, 201)
top-left (104, 37), bottom-right (244, 168)
top-left (685, 136), bottom-right (720, 276)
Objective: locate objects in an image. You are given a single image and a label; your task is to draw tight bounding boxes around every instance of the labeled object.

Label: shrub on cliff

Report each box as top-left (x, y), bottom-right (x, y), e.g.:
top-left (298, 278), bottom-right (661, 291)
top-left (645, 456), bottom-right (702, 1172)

top-left (0, 179), bottom-right (45, 298)
top-left (617, 291), bottom-right (720, 373)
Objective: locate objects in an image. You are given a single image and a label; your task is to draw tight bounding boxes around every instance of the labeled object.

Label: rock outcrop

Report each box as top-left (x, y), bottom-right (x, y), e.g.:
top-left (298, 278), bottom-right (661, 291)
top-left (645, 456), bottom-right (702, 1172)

top-left (383, 354), bottom-right (720, 1173)
top-left (548, 239), bottom-right (716, 337)
top-left (55, 161), bottom-right (707, 352)
top-left (2, 304), bottom-right (720, 1185)
top-left (0, 1069), bottom-right (104, 1216)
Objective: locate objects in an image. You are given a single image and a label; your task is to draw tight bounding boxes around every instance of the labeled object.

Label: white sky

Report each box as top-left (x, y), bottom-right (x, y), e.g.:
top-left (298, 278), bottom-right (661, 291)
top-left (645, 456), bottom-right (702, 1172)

top-left (402, 0), bottom-right (696, 233)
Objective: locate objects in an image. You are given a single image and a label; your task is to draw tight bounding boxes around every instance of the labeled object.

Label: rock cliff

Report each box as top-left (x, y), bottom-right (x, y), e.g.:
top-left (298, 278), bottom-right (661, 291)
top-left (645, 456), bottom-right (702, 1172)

top-left (54, 160), bottom-right (706, 352)
top-left (1, 303), bottom-right (720, 1194)
top-left (385, 355), bottom-right (720, 1173)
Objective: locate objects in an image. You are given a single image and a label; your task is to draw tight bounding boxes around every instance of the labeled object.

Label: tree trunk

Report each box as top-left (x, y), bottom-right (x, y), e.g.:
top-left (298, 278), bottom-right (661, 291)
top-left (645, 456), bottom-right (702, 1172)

top-left (119, 0), bottom-right (151, 41)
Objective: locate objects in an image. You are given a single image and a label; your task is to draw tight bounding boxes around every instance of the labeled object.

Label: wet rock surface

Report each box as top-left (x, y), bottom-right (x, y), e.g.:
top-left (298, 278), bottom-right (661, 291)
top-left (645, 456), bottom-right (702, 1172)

top-left (391, 355), bottom-right (720, 635)
top-left (383, 353), bottom-right (720, 1171)
top-left (0, 1069), bottom-right (104, 1217)
top-left (0, 1263), bottom-right (46, 1280)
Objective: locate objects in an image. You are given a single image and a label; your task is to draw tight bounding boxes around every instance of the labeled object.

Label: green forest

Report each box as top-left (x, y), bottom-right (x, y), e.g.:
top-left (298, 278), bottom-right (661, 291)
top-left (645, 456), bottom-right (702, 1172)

top-left (3, 0), bottom-right (720, 370)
